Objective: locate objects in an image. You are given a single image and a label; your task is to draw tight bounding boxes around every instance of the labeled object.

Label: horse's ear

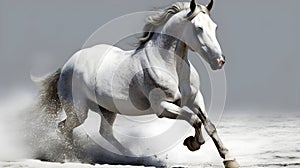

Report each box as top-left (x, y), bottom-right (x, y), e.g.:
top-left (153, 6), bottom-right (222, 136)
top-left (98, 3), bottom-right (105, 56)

top-left (206, 0), bottom-right (214, 11)
top-left (190, 0), bottom-right (196, 13)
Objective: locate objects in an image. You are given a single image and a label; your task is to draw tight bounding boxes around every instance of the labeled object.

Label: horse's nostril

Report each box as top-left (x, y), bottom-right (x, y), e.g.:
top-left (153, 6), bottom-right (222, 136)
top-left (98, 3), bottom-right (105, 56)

top-left (221, 60), bottom-right (225, 65)
top-left (218, 58), bottom-right (225, 66)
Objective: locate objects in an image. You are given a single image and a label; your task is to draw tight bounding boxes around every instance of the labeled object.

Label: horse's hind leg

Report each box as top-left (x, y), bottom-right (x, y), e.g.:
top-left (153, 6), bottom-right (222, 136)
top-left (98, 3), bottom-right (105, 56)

top-left (98, 107), bottom-right (133, 156)
top-left (58, 101), bottom-right (88, 147)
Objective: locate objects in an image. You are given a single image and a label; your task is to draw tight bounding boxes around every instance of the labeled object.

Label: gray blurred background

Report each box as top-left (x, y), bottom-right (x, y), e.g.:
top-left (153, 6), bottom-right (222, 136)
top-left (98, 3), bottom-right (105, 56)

top-left (0, 0), bottom-right (299, 113)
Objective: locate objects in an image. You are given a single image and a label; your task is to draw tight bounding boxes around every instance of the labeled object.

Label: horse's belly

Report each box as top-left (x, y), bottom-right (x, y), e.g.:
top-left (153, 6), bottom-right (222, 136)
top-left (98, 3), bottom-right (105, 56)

top-left (114, 99), bottom-right (154, 116)
top-left (95, 94), bottom-right (155, 116)
top-left (95, 75), bottom-right (155, 115)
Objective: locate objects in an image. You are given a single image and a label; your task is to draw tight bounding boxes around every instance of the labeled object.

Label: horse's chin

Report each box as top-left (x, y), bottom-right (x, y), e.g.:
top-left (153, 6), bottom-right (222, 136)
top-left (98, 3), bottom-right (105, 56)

top-left (211, 66), bottom-right (219, 71)
top-left (211, 65), bottom-right (224, 71)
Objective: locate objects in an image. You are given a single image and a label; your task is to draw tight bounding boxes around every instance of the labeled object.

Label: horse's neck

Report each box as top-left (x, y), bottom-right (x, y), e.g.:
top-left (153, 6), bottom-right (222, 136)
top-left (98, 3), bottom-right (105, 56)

top-left (145, 33), bottom-right (188, 64)
top-left (142, 33), bottom-right (189, 84)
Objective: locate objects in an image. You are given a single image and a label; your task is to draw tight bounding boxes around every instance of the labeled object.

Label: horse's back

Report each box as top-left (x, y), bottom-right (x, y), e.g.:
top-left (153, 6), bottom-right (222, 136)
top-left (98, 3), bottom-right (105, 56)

top-left (58, 44), bottom-right (126, 106)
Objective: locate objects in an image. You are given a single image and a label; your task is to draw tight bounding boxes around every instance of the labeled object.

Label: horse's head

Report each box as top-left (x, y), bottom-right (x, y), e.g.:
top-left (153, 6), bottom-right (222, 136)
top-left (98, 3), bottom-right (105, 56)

top-left (183, 0), bottom-right (225, 70)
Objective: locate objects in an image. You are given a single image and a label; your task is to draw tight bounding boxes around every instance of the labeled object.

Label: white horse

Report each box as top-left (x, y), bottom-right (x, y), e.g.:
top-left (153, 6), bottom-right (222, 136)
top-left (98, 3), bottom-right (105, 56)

top-left (37, 0), bottom-right (239, 167)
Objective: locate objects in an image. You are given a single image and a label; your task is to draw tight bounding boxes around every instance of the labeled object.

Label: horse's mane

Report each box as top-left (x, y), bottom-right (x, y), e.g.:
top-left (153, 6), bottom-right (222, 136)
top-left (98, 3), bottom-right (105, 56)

top-left (139, 2), bottom-right (191, 46)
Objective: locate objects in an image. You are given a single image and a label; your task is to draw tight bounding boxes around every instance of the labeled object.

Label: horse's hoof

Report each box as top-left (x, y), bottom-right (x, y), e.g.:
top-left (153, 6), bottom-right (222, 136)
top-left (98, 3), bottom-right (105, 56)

top-left (183, 136), bottom-right (201, 151)
top-left (223, 158), bottom-right (240, 168)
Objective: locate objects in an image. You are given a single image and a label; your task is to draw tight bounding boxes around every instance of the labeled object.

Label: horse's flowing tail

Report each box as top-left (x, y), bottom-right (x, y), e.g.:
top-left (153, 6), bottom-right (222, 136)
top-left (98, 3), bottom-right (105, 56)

top-left (36, 68), bottom-right (62, 114)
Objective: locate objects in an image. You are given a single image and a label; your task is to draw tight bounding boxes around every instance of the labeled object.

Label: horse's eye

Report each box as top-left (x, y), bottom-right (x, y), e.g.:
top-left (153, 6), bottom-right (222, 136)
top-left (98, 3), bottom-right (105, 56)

top-left (196, 27), bottom-right (203, 32)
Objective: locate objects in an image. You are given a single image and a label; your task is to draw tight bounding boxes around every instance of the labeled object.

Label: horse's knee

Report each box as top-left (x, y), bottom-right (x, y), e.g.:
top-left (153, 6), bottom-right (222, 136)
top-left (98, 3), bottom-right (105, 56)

top-left (156, 110), bottom-right (178, 119)
top-left (190, 115), bottom-right (201, 127)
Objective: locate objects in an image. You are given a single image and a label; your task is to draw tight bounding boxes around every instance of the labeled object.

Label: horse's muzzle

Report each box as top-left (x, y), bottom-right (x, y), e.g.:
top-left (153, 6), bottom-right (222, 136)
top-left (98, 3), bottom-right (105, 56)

top-left (217, 57), bottom-right (225, 67)
top-left (211, 56), bottom-right (225, 70)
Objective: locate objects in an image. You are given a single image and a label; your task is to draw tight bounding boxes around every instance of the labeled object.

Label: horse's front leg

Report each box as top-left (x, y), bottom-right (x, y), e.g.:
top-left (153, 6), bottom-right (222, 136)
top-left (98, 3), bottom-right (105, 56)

top-left (158, 101), bottom-right (205, 151)
top-left (192, 92), bottom-right (240, 168)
